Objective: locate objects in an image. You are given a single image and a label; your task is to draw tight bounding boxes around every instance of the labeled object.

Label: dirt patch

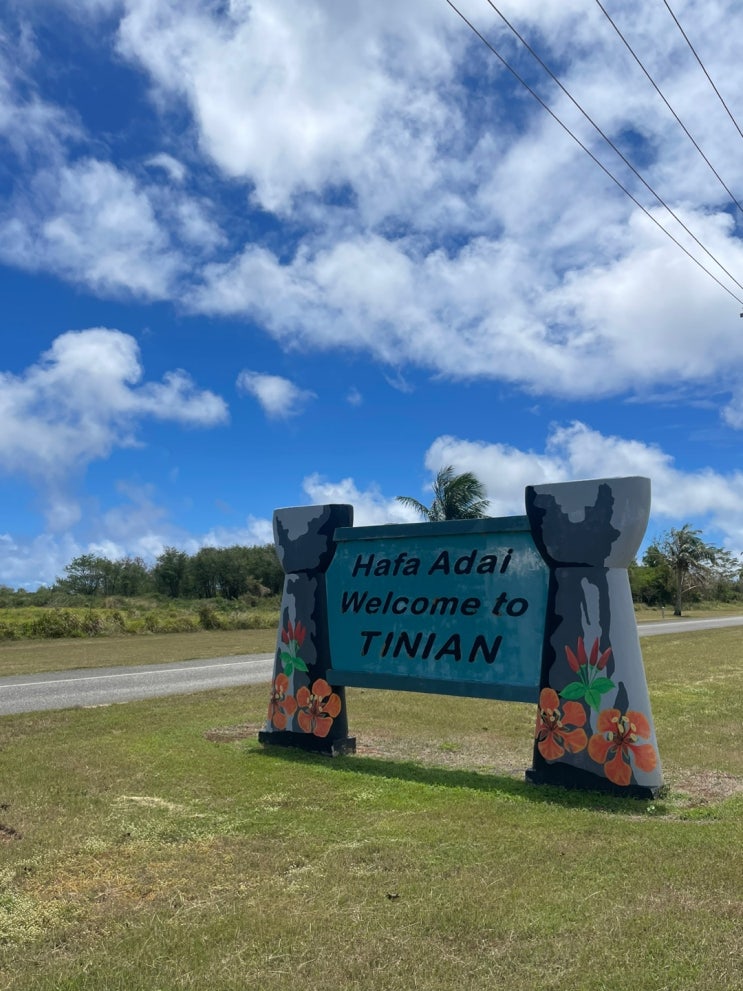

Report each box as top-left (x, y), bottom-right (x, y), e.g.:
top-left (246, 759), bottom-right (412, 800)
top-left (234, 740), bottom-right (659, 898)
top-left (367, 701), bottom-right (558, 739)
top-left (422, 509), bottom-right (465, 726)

top-left (0, 822), bottom-right (22, 842)
top-left (668, 769), bottom-right (743, 804)
top-left (355, 733), bottom-right (530, 776)
top-left (205, 723), bottom-right (531, 776)
top-left (204, 723), bottom-right (260, 743)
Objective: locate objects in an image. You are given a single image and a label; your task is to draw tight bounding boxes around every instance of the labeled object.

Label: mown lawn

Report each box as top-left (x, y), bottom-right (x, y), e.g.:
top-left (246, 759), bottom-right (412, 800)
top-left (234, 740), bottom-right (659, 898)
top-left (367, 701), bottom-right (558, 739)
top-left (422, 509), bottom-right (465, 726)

top-left (0, 628), bottom-right (741, 990)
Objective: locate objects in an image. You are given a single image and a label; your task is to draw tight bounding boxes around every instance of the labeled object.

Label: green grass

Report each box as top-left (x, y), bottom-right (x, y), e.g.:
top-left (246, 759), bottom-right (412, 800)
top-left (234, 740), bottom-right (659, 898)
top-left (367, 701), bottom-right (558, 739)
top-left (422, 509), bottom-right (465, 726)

top-left (0, 629), bottom-right (741, 990)
top-left (0, 628), bottom-right (278, 678)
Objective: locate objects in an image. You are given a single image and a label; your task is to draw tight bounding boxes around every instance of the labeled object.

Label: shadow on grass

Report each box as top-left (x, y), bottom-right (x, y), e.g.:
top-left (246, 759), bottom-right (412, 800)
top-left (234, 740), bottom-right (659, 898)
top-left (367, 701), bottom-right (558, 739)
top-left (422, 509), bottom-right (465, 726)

top-left (251, 742), bottom-right (660, 816)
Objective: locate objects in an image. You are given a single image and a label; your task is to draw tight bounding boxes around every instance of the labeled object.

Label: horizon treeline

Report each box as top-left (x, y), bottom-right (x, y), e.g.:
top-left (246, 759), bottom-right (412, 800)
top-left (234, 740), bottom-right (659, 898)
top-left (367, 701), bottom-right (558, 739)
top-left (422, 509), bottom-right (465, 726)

top-left (0, 545), bottom-right (284, 604)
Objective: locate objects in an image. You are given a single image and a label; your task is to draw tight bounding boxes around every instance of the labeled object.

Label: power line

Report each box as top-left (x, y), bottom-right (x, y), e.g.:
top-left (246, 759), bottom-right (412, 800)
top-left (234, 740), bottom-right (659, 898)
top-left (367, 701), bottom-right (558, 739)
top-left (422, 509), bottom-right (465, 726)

top-left (661, 0), bottom-right (743, 143)
top-left (595, 0), bottom-right (743, 220)
top-left (443, 0), bottom-right (743, 306)
top-left (480, 0), bottom-right (743, 300)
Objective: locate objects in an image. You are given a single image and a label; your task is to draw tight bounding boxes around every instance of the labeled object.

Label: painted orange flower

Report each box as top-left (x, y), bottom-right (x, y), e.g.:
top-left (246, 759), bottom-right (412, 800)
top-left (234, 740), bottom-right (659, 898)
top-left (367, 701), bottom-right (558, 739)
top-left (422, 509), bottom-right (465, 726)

top-left (267, 673), bottom-right (297, 730)
top-left (296, 678), bottom-right (341, 738)
top-left (588, 708), bottom-right (657, 787)
top-left (535, 687), bottom-right (587, 761)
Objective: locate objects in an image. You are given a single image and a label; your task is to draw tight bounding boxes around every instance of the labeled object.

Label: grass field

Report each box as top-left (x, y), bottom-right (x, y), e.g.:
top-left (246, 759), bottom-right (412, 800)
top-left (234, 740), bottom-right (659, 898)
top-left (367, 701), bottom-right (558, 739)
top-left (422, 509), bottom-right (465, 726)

top-left (0, 628), bottom-right (278, 679)
top-left (0, 628), bottom-right (741, 990)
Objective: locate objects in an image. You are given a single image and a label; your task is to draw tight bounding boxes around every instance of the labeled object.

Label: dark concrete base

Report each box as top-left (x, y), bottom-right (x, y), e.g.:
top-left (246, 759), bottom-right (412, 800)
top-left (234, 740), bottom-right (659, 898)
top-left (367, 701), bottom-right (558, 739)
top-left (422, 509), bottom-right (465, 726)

top-left (525, 764), bottom-right (663, 800)
top-left (258, 730), bottom-right (357, 757)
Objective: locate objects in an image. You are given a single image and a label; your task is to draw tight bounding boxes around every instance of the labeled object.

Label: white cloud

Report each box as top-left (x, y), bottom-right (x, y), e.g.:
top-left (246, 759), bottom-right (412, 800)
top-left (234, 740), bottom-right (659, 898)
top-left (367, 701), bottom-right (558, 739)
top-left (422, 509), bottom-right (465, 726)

top-left (302, 474), bottom-right (419, 527)
top-left (0, 532), bottom-right (81, 590)
top-left (0, 159), bottom-right (184, 299)
top-left (192, 220), bottom-right (743, 415)
top-left (0, 328), bottom-right (228, 504)
top-left (0, 30), bottom-right (82, 160)
top-left (199, 515), bottom-right (274, 549)
top-left (146, 152), bottom-right (187, 183)
top-left (236, 369), bottom-right (315, 419)
top-left (116, 0), bottom-right (460, 217)
top-left (424, 435), bottom-right (568, 518)
top-left (98, 481), bottom-right (170, 548)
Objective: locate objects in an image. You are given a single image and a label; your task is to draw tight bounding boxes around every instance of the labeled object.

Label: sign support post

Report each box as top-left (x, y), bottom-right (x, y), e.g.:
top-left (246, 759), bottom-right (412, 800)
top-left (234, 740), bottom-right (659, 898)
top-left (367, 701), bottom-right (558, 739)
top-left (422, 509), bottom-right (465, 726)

top-left (525, 477), bottom-right (663, 797)
top-left (258, 504), bottom-right (356, 756)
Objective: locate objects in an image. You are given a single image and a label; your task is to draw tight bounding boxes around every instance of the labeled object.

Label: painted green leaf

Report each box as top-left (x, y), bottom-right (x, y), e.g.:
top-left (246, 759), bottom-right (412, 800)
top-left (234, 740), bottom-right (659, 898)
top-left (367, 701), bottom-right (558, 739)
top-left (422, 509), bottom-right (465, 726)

top-left (584, 688), bottom-right (603, 710)
top-left (293, 657), bottom-right (309, 673)
top-left (280, 651), bottom-right (294, 667)
top-left (559, 682), bottom-right (587, 700)
top-left (591, 677), bottom-right (616, 696)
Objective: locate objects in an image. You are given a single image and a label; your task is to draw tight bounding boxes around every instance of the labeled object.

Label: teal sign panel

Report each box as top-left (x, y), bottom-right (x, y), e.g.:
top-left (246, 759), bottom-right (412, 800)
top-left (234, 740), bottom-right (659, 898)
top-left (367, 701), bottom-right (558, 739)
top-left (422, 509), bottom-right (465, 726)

top-left (325, 516), bottom-right (549, 702)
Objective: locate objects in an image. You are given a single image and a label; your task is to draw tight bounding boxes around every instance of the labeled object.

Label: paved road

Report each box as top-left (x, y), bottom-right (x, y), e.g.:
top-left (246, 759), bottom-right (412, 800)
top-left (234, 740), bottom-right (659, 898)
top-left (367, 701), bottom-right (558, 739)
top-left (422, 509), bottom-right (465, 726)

top-left (2, 615), bottom-right (742, 716)
top-left (637, 614), bottom-right (743, 636)
top-left (0, 653), bottom-right (274, 716)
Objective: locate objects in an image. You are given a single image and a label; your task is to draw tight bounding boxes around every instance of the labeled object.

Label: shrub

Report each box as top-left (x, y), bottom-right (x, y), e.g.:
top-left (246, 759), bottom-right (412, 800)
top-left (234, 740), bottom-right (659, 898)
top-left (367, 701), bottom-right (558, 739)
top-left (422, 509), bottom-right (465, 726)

top-left (0, 621), bottom-right (19, 641)
top-left (198, 605), bottom-right (221, 630)
top-left (29, 610), bottom-right (84, 638)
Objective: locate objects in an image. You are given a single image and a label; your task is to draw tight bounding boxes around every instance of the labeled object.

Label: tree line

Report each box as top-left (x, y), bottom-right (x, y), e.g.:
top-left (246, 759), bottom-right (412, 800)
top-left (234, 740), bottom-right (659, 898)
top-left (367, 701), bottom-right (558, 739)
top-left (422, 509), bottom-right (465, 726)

top-left (0, 545), bottom-right (285, 604)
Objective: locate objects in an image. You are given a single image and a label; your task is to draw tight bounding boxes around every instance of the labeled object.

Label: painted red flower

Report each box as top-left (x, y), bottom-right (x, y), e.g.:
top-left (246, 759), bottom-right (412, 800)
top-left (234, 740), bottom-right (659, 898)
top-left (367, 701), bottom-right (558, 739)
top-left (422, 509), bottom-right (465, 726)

top-left (565, 636), bottom-right (611, 673)
top-left (535, 687), bottom-right (588, 761)
top-left (267, 673), bottom-right (297, 731)
top-left (296, 678), bottom-right (341, 738)
top-left (588, 708), bottom-right (658, 787)
top-left (279, 619), bottom-right (308, 675)
top-left (561, 637), bottom-right (615, 711)
top-left (281, 620), bottom-right (306, 648)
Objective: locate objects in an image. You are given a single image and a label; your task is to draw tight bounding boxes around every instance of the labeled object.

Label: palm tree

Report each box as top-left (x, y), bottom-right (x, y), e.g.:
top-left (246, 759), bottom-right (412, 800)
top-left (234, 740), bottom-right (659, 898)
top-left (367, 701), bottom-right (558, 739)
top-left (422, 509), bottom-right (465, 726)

top-left (396, 465), bottom-right (489, 521)
top-left (661, 524), bottom-right (718, 616)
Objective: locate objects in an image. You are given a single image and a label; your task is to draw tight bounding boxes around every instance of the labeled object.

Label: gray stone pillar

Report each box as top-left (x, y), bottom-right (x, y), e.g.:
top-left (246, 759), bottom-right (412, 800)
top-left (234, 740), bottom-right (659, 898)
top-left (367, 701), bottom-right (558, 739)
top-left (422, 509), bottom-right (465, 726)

top-left (258, 504), bottom-right (355, 756)
top-left (525, 477), bottom-right (663, 797)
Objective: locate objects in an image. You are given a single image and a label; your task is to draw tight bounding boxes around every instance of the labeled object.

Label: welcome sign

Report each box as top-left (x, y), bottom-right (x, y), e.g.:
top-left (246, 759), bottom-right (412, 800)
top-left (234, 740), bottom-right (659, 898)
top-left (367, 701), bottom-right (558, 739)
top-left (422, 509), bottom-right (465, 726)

top-left (325, 518), bottom-right (548, 702)
top-left (260, 477), bottom-right (664, 798)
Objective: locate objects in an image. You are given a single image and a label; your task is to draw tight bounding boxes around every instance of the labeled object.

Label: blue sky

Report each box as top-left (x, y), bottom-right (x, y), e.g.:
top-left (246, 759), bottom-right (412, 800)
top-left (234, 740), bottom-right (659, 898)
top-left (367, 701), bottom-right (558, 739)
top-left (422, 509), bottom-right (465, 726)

top-left (2, 0), bottom-right (743, 588)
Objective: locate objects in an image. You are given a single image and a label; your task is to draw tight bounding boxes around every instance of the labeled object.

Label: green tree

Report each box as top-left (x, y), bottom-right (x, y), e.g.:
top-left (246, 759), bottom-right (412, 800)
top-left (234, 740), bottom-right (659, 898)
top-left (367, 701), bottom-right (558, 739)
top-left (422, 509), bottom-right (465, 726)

top-left (153, 547), bottom-right (191, 598)
top-left (57, 554), bottom-right (108, 595)
top-left (106, 557), bottom-right (152, 596)
top-left (190, 547), bottom-right (222, 599)
top-left (215, 547), bottom-right (251, 600)
top-left (396, 465), bottom-right (489, 522)
top-left (57, 554), bottom-right (153, 597)
top-left (241, 545), bottom-right (283, 595)
top-left (629, 545), bottom-right (674, 607)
